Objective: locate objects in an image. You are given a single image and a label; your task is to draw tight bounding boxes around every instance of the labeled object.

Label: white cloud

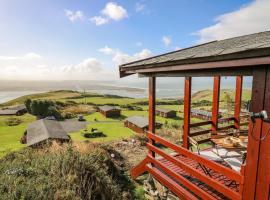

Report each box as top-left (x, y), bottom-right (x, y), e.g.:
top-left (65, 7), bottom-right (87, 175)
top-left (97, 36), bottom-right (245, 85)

top-left (135, 3), bottom-right (146, 12)
top-left (99, 45), bottom-right (153, 65)
top-left (90, 2), bottom-right (127, 26)
top-left (99, 46), bottom-right (116, 55)
top-left (62, 58), bottom-right (103, 73)
top-left (90, 16), bottom-right (109, 26)
top-left (102, 2), bottom-right (128, 21)
top-left (162, 36), bottom-right (171, 46)
top-left (174, 47), bottom-right (181, 51)
top-left (195, 0), bottom-right (270, 43)
top-left (65, 9), bottom-right (84, 22)
top-left (0, 53), bottom-right (112, 80)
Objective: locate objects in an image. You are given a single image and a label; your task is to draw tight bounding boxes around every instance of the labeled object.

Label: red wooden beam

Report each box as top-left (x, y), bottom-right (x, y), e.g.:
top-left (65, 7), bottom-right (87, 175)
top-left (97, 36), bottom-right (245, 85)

top-left (234, 76), bottom-right (243, 129)
top-left (147, 155), bottom-right (217, 200)
top-left (255, 67), bottom-right (270, 200)
top-left (243, 68), bottom-right (267, 199)
top-left (183, 77), bottom-right (192, 148)
top-left (212, 76), bottom-right (220, 131)
top-left (148, 132), bottom-right (244, 183)
top-left (147, 143), bottom-right (242, 200)
top-left (149, 77), bottom-right (156, 157)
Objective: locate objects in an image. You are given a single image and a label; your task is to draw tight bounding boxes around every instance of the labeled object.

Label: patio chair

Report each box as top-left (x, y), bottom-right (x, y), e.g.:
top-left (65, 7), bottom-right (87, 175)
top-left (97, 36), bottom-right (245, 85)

top-left (189, 136), bottom-right (223, 177)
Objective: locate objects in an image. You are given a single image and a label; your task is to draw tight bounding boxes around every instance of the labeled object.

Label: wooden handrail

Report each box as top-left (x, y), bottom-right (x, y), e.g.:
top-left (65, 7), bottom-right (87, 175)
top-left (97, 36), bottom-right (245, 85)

top-left (218, 117), bottom-right (235, 122)
top-left (190, 129), bottom-right (212, 136)
top-left (218, 125), bottom-right (235, 131)
top-left (147, 143), bottom-right (242, 200)
top-left (147, 155), bottom-right (217, 200)
top-left (190, 121), bottom-right (212, 128)
top-left (147, 132), bottom-right (243, 183)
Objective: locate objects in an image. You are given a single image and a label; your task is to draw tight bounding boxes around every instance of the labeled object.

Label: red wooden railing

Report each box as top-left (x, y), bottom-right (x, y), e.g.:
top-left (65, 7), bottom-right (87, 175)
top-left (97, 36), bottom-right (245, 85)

top-left (145, 132), bottom-right (244, 200)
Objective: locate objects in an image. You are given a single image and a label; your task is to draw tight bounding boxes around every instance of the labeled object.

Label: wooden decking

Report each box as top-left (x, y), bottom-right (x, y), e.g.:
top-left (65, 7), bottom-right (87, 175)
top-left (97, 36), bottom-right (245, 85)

top-left (131, 132), bottom-right (244, 200)
top-left (158, 154), bottom-right (239, 200)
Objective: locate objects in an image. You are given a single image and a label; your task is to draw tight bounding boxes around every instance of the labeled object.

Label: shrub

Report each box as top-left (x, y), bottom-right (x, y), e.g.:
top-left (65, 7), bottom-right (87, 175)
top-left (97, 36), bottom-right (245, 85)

top-left (5, 117), bottom-right (22, 126)
top-left (0, 144), bottom-right (136, 200)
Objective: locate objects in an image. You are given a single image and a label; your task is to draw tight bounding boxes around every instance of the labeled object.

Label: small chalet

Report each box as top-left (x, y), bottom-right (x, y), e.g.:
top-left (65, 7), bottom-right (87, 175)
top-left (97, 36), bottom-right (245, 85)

top-left (124, 116), bottom-right (161, 134)
top-left (191, 109), bottom-right (222, 120)
top-left (98, 105), bottom-right (121, 118)
top-left (124, 116), bottom-right (149, 134)
top-left (0, 105), bottom-right (27, 116)
top-left (156, 107), bottom-right (176, 118)
top-left (27, 119), bottom-right (70, 147)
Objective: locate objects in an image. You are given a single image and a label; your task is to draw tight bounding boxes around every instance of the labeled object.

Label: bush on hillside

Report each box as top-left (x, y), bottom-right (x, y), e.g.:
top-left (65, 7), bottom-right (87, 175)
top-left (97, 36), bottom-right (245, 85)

top-left (0, 144), bottom-right (136, 200)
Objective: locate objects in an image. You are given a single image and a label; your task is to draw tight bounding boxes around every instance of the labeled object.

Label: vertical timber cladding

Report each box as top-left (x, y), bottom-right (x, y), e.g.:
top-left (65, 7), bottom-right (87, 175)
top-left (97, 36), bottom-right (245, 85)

top-left (243, 67), bottom-right (267, 200)
top-left (255, 67), bottom-right (270, 200)
top-left (183, 77), bottom-right (191, 149)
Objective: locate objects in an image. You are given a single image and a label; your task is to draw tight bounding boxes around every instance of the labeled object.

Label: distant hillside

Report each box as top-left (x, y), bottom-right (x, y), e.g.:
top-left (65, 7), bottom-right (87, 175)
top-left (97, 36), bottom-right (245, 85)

top-left (0, 90), bottom-right (81, 107)
top-left (192, 89), bottom-right (252, 102)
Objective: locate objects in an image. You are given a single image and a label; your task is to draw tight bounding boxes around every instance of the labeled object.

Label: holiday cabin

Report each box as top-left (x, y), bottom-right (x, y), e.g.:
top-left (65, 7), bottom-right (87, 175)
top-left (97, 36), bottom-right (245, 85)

top-left (119, 31), bottom-right (270, 199)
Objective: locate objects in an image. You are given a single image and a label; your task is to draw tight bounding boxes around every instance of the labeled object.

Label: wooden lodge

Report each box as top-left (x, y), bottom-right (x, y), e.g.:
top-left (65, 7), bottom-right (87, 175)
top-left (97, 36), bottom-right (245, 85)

top-left (98, 105), bottom-right (121, 118)
top-left (124, 115), bottom-right (162, 134)
top-left (119, 31), bottom-right (270, 199)
top-left (26, 119), bottom-right (70, 147)
top-left (156, 107), bottom-right (176, 118)
top-left (124, 116), bottom-right (149, 134)
top-left (0, 105), bottom-right (27, 116)
top-left (191, 109), bottom-right (222, 120)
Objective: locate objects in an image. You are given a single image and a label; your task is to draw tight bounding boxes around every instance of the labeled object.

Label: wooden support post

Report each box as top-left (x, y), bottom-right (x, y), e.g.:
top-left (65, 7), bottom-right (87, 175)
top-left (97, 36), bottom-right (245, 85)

top-left (149, 77), bottom-right (156, 157)
top-left (212, 76), bottom-right (221, 132)
top-left (234, 76), bottom-right (243, 129)
top-left (243, 68), bottom-right (267, 199)
top-left (183, 77), bottom-right (191, 149)
top-left (255, 68), bottom-right (270, 199)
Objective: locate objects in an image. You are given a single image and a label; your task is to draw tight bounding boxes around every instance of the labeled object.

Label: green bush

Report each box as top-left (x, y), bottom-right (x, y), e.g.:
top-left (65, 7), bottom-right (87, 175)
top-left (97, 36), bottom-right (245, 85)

top-left (5, 117), bottom-right (22, 126)
top-left (0, 145), bottom-right (136, 200)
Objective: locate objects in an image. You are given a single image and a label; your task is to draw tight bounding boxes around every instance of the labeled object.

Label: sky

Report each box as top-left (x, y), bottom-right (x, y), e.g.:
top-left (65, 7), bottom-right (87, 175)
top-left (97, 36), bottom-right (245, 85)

top-left (0, 0), bottom-right (270, 81)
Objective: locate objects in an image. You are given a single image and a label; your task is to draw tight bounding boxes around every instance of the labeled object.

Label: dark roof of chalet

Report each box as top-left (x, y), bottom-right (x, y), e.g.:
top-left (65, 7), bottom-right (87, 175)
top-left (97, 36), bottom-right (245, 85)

top-left (0, 105), bottom-right (26, 115)
top-left (98, 105), bottom-right (120, 112)
top-left (119, 31), bottom-right (270, 74)
top-left (125, 116), bottom-right (148, 128)
top-left (156, 107), bottom-right (175, 113)
top-left (27, 119), bottom-right (69, 146)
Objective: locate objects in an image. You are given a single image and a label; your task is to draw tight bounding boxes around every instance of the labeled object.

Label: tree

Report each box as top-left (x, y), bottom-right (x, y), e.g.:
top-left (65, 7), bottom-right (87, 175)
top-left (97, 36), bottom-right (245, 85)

top-left (24, 99), bottom-right (32, 114)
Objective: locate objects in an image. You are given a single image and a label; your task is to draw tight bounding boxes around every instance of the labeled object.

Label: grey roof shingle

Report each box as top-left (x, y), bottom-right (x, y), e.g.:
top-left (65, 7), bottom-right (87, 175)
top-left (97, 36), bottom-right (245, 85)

top-left (27, 119), bottom-right (69, 146)
top-left (125, 116), bottom-right (148, 128)
top-left (98, 105), bottom-right (120, 112)
top-left (120, 31), bottom-right (270, 70)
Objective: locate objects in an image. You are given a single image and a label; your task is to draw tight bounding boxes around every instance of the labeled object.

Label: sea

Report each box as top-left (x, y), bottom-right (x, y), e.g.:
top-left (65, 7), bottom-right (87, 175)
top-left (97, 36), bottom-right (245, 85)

top-left (0, 77), bottom-right (252, 104)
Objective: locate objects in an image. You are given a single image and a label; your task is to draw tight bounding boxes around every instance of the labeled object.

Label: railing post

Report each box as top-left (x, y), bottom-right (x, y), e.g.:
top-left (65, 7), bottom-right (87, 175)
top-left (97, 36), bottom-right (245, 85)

top-left (149, 76), bottom-right (156, 157)
top-left (183, 77), bottom-right (191, 149)
top-left (234, 76), bottom-right (243, 129)
top-left (212, 76), bottom-right (220, 132)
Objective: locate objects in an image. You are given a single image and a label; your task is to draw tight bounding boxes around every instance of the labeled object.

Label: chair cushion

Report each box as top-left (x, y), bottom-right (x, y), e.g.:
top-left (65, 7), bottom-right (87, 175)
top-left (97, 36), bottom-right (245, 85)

top-left (224, 157), bottom-right (242, 172)
top-left (196, 150), bottom-right (223, 161)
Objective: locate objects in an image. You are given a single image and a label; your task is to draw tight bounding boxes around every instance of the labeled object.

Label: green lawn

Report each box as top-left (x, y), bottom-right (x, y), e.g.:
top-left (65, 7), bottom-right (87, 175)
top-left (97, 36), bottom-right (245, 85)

top-left (0, 114), bottom-right (36, 157)
top-left (83, 112), bottom-right (120, 122)
top-left (69, 122), bottom-right (135, 142)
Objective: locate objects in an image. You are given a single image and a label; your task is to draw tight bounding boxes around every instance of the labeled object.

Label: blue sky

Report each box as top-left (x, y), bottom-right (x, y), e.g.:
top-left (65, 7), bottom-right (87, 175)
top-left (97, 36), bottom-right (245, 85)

top-left (0, 0), bottom-right (269, 80)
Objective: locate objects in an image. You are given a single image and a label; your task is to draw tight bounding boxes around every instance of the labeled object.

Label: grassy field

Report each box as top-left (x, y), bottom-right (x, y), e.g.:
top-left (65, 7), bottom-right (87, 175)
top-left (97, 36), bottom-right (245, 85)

top-left (0, 114), bottom-right (35, 157)
top-left (70, 122), bottom-right (135, 142)
top-left (0, 88), bottom-right (251, 158)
